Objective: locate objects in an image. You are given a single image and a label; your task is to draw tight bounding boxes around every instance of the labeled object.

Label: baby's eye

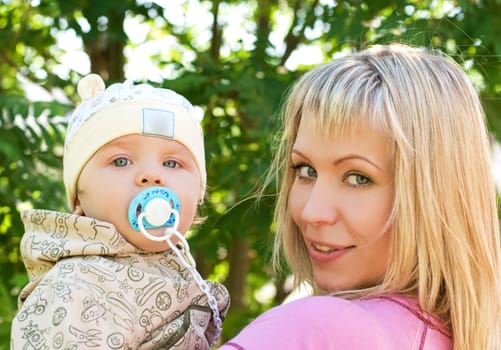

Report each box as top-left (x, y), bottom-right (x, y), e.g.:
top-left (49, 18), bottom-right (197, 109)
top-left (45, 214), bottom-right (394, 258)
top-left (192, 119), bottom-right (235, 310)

top-left (163, 160), bottom-right (179, 168)
top-left (345, 173), bottom-right (371, 187)
top-left (112, 157), bottom-right (130, 167)
top-left (292, 164), bottom-right (317, 180)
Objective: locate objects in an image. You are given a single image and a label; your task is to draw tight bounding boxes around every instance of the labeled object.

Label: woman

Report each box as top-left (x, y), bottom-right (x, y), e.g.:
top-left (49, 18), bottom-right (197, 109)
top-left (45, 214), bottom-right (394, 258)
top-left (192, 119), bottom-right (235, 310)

top-left (220, 44), bottom-right (500, 349)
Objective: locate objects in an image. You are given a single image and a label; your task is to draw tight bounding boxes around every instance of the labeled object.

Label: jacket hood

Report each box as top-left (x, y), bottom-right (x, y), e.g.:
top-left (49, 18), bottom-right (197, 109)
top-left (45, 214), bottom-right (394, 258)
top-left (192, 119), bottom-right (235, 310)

top-left (19, 209), bottom-right (137, 299)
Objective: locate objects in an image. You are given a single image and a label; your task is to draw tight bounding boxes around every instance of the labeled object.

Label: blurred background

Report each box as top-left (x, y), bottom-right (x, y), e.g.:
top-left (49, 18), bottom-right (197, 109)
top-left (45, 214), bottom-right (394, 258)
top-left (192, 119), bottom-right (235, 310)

top-left (1, 0), bottom-right (501, 348)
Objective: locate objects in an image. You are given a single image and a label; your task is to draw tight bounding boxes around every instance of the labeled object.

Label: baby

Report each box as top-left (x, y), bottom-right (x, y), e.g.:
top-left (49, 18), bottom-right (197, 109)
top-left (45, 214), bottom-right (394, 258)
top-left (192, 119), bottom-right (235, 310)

top-left (11, 74), bottom-right (230, 349)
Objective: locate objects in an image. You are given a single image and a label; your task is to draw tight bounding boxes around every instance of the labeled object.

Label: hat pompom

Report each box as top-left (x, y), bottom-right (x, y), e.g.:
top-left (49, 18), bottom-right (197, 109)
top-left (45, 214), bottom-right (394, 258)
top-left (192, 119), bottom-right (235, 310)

top-left (77, 74), bottom-right (105, 102)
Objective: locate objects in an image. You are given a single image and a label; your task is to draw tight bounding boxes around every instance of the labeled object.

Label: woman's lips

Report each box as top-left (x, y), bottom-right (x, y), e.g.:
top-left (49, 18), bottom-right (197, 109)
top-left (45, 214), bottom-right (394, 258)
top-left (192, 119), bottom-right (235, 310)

top-left (307, 241), bottom-right (355, 263)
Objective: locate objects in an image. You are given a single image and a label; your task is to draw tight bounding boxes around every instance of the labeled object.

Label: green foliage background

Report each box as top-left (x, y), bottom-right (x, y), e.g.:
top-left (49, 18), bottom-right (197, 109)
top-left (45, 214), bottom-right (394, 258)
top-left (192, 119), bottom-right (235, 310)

top-left (1, 0), bottom-right (501, 348)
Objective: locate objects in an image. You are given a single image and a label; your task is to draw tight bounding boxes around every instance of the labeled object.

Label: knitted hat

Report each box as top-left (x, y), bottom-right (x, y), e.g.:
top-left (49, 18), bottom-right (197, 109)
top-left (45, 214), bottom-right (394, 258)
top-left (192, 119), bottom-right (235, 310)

top-left (63, 74), bottom-right (206, 210)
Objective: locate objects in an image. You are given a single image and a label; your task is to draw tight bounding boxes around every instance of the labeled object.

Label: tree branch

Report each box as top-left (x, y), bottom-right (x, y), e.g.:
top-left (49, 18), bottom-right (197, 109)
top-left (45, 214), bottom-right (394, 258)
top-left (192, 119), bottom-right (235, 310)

top-left (279, 0), bottom-right (319, 67)
top-left (210, 0), bottom-right (222, 61)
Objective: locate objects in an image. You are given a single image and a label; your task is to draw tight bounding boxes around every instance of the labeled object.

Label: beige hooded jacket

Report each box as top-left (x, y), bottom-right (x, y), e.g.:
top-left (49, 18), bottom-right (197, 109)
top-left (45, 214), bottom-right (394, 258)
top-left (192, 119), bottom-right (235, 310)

top-left (11, 209), bottom-right (230, 350)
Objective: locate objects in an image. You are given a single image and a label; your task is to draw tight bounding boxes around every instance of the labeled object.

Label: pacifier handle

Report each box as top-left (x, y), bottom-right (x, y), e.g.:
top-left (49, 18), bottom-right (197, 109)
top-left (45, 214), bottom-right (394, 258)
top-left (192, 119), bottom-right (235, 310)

top-left (143, 197), bottom-right (173, 227)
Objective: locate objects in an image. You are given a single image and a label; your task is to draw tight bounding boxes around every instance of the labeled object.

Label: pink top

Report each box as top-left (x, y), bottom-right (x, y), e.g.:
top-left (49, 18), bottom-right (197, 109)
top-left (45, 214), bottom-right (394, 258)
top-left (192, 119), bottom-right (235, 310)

top-left (219, 295), bottom-right (451, 350)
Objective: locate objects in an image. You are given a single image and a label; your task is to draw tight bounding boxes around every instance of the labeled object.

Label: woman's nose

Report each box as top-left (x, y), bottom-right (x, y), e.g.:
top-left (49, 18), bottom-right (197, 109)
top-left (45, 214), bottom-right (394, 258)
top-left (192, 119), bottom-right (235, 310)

top-left (300, 181), bottom-right (338, 225)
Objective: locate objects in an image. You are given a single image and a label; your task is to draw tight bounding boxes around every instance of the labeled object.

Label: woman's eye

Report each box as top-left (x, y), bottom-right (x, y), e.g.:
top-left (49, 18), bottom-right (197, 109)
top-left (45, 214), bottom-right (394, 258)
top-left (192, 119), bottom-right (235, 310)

top-left (163, 160), bottom-right (179, 168)
top-left (345, 173), bottom-right (371, 187)
top-left (112, 157), bottom-right (130, 167)
top-left (293, 164), bottom-right (317, 180)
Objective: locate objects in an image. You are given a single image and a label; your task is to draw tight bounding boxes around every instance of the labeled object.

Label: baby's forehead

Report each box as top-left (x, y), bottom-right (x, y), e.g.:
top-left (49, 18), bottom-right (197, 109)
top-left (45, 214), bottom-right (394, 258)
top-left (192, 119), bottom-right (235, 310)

top-left (99, 134), bottom-right (194, 156)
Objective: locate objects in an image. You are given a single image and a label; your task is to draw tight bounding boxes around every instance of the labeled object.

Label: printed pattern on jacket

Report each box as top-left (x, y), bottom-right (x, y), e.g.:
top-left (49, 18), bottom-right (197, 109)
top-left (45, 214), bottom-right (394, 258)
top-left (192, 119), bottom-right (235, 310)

top-left (11, 209), bottom-right (230, 350)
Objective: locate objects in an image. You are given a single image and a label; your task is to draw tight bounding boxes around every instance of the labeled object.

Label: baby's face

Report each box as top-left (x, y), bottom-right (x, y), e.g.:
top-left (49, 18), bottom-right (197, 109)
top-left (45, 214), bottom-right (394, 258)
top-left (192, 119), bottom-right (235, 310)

top-left (76, 134), bottom-right (201, 252)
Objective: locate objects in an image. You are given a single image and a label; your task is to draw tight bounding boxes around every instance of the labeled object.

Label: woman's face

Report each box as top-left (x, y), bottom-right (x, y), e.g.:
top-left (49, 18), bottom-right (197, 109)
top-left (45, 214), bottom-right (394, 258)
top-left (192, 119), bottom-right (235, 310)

top-left (289, 118), bottom-right (394, 292)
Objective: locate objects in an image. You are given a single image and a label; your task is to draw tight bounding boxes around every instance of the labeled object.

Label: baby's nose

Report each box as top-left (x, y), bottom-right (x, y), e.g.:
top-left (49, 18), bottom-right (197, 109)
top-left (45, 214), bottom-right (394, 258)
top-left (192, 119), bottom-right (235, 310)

top-left (137, 170), bottom-right (164, 186)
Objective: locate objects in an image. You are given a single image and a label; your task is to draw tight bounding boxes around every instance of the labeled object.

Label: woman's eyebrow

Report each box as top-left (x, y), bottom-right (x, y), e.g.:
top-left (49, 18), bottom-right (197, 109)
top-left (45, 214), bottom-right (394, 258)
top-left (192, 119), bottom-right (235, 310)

top-left (334, 155), bottom-right (382, 171)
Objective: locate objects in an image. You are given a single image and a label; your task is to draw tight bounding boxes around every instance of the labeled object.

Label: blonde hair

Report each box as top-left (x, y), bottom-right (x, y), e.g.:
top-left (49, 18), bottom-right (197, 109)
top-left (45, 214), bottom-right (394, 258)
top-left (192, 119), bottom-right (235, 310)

top-left (267, 44), bottom-right (500, 350)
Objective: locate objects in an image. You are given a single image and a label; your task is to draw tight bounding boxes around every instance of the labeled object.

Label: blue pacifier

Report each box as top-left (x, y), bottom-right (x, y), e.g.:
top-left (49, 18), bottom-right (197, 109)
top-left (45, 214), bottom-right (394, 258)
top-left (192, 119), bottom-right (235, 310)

top-left (128, 187), bottom-right (181, 231)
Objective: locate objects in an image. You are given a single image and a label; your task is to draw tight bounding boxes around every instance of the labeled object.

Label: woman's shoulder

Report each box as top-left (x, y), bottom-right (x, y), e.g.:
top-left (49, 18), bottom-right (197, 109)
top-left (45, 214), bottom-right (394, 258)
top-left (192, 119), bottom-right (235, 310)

top-left (220, 294), bottom-right (451, 350)
top-left (353, 295), bottom-right (451, 349)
